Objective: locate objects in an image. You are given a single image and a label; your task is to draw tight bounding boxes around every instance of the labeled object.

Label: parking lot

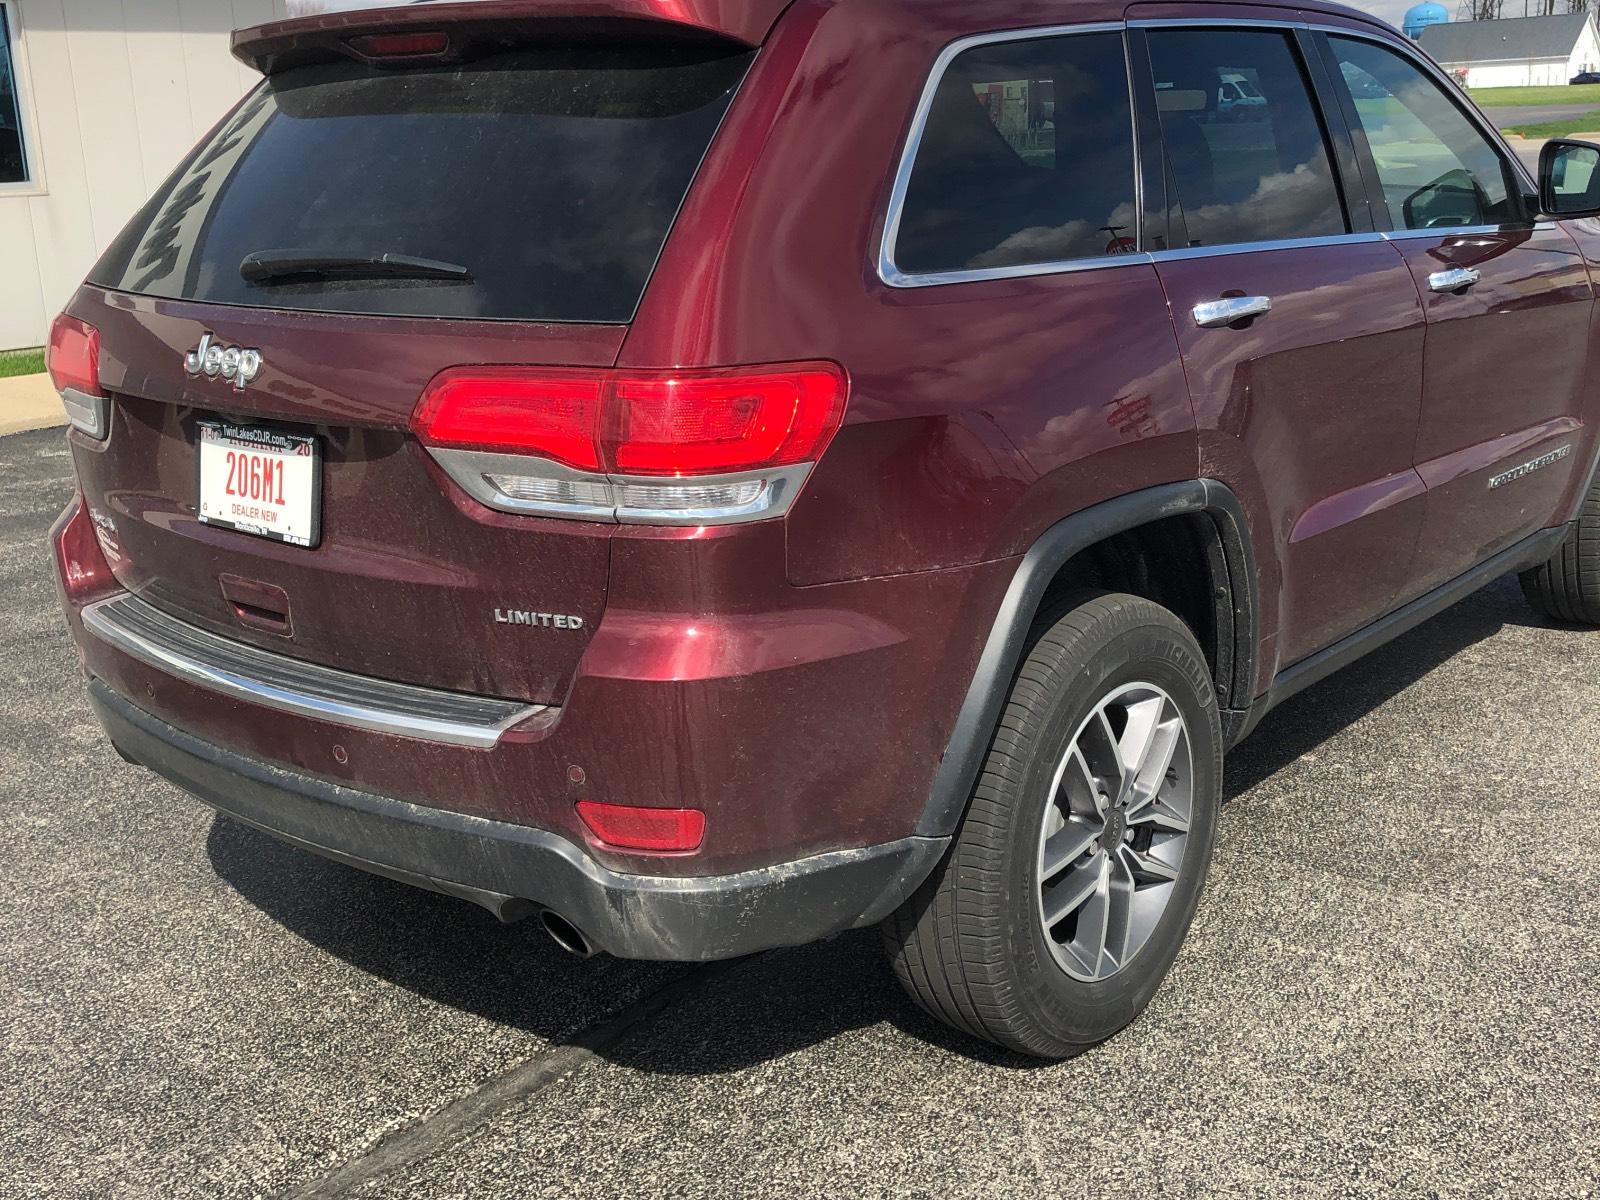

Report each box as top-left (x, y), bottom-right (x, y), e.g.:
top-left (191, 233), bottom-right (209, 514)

top-left (3, 423), bottom-right (1598, 1199)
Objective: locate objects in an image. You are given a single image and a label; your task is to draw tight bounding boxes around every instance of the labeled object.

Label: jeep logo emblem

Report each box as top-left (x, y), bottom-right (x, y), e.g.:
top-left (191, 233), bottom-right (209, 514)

top-left (184, 333), bottom-right (263, 392)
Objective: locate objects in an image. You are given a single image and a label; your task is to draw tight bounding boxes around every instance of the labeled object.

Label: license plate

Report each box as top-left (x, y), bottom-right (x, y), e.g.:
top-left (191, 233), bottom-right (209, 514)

top-left (197, 422), bottom-right (320, 547)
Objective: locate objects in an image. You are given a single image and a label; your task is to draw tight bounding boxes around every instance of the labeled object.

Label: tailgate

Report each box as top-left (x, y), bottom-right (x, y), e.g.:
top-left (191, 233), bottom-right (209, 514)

top-left (63, 34), bottom-right (755, 706)
top-left (70, 293), bottom-right (622, 705)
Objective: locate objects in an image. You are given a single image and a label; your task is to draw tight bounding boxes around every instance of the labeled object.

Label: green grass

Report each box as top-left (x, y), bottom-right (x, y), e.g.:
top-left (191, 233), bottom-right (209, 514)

top-left (1467, 83), bottom-right (1600, 107)
top-left (0, 348), bottom-right (44, 379)
top-left (1501, 112), bottom-right (1600, 137)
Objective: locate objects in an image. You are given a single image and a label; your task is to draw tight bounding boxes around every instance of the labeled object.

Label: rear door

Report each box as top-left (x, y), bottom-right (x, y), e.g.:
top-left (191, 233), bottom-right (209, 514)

top-left (1322, 32), bottom-right (1594, 597)
top-left (1135, 19), bottom-right (1429, 668)
top-left (68, 36), bottom-right (753, 704)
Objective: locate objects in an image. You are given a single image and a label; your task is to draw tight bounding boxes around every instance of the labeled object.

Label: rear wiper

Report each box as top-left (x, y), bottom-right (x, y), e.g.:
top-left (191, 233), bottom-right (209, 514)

top-left (240, 250), bottom-right (472, 285)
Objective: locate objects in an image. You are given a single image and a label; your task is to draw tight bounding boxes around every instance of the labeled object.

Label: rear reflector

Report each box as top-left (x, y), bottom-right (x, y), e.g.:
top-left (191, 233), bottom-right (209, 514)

top-left (413, 362), bottom-right (848, 525)
top-left (48, 315), bottom-right (110, 440)
top-left (576, 800), bottom-right (706, 853)
top-left (51, 495), bottom-right (120, 607)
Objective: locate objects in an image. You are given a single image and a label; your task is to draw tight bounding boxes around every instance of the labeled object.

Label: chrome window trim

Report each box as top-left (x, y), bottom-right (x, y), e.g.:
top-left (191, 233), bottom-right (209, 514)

top-left (877, 22), bottom-right (1136, 290)
top-left (1151, 231), bottom-right (1387, 262)
top-left (1380, 220), bottom-right (1558, 241)
top-left (81, 594), bottom-right (545, 748)
top-left (1127, 17), bottom-right (1315, 29)
top-left (875, 15), bottom-right (1554, 289)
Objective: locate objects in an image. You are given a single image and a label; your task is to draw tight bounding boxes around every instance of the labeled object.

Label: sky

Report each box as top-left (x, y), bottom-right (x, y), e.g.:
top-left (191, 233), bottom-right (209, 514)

top-left (1349, 0), bottom-right (1421, 27)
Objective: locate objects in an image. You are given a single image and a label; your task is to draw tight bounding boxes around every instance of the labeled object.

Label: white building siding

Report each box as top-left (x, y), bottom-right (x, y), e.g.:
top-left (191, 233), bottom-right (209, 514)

top-left (0, 0), bottom-right (289, 351)
top-left (1456, 59), bottom-right (1569, 88)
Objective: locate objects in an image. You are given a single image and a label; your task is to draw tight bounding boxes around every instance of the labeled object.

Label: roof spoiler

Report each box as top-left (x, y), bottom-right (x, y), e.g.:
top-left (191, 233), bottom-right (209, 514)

top-left (233, 0), bottom-right (794, 74)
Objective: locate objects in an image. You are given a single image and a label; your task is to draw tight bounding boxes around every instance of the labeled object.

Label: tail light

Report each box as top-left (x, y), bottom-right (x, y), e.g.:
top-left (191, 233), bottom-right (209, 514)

top-left (411, 362), bottom-right (848, 525)
top-left (48, 314), bottom-right (110, 440)
top-left (575, 800), bottom-right (706, 853)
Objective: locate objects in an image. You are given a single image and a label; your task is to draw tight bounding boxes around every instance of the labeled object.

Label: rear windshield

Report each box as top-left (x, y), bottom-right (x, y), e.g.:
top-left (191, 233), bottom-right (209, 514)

top-left (88, 45), bottom-right (753, 324)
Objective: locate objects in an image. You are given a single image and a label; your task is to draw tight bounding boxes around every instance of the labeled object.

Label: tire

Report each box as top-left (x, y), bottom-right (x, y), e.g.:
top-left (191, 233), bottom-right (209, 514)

top-left (882, 591), bottom-right (1222, 1059)
top-left (1521, 473), bottom-right (1600, 624)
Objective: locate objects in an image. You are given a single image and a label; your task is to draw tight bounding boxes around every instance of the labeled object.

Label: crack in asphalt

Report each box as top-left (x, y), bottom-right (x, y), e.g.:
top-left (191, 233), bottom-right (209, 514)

top-left (280, 957), bottom-right (752, 1198)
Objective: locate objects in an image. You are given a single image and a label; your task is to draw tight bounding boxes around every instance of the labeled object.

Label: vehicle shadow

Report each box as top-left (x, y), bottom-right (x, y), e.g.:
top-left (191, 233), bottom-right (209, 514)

top-left (205, 575), bottom-right (1562, 1075)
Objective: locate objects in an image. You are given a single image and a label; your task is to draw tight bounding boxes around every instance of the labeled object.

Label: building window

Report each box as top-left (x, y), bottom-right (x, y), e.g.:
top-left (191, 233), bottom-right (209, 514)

top-left (0, 4), bottom-right (27, 185)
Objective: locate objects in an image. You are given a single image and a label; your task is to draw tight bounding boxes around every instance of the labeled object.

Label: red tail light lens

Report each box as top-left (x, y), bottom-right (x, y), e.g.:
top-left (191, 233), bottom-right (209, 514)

top-left (411, 363), bottom-right (848, 479)
top-left (607, 367), bottom-right (846, 476)
top-left (575, 800), bottom-right (706, 853)
top-left (412, 369), bottom-right (605, 470)
top-left (48, 315), bottom-right (103, 398)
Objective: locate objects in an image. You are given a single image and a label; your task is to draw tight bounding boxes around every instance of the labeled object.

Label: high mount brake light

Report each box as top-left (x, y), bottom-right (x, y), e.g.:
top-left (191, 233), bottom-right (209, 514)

top-left (347, 32), bottom-right (451, 61)
top-left (411, 363), bottom-right (849, 525)
top-left (48, 315), bottom-right (110, 440)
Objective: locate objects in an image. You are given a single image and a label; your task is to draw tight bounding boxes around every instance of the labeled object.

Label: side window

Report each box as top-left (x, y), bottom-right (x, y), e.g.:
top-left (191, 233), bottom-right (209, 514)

top-left (1146, 29), bottom-right (1347, 249)
top-left (894, 32), bottom-right (1137, 276)
top-left (1330, 36), bottom-right (1519, 230)
top-left (0, 4), bottom-right (28, 186)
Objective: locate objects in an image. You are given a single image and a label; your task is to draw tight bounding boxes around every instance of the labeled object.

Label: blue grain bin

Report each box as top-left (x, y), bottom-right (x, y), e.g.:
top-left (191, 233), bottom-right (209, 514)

top-left (1403, 2), bottom-right (1449, 40)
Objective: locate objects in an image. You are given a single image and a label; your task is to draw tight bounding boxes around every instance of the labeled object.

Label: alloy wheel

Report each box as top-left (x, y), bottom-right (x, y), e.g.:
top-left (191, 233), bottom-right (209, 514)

top-left (1035, 682), bottom-right (1194, 982)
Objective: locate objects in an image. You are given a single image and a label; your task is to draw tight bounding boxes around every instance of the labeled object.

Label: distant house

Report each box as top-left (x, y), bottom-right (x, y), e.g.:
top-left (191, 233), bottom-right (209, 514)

top-left (1419, 13), bottom-right (1600, 88)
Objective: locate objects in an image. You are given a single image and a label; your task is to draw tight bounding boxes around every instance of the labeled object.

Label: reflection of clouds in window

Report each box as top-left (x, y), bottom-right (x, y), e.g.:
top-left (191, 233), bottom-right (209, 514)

top-left (1185, 160), bottom-right (1344, 246)
top-left (968, 201), bottom-right (1138, 268)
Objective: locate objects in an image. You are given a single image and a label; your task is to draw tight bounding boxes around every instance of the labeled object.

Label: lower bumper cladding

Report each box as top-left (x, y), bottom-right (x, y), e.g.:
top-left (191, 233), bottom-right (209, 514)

top-left (89, 680), bottom-right (948, 961)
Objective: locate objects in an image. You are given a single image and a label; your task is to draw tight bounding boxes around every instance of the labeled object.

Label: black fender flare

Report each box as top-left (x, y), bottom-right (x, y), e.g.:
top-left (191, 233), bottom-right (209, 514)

top-left (916, 478), bottom-right (1258, 838)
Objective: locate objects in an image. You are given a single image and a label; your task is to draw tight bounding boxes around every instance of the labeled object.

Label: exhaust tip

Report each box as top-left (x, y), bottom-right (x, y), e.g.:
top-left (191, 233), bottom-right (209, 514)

top-left (539, 909), bottom-right (596, 958)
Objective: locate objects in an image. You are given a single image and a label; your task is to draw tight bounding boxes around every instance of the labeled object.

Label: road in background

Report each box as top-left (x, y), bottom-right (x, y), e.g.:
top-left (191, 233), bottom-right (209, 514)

top-left (1480, 103), bottom-right (1600, 129)
top-left (3, 426), bottom-right (1598, 1198)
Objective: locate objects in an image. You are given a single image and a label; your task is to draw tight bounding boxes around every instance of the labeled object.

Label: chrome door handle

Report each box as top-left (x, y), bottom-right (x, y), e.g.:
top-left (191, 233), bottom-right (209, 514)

top-left (1428, 266), bottom-right (1480, 293)
top-left (1192, 295), bottom-right (1272, 328)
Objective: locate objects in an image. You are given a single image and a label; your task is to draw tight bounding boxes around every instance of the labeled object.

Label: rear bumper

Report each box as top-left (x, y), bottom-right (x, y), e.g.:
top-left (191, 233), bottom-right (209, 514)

top-left (90, 680), bottom-right (947, 960)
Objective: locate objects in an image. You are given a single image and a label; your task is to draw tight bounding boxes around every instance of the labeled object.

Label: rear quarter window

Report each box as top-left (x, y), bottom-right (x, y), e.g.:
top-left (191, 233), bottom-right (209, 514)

top-left (892, 31), bottom-right (1138, 277)
top-left (89, 45), bottom-right (753, 324)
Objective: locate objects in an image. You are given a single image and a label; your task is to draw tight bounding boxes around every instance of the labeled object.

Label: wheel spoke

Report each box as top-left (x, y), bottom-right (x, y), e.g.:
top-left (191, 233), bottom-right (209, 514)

top-left (1040, 817), bottom-right (1102, 881)
top-left (1077, 709), bottom-right (1123, 808)
top-left (1101, 854), bottom-right (1137, 970)
top-left (1041, 855), bottom-right (1103, 929)
top-left (1120, 843), bottom-right (1180, 884)
top-left (1113, 696), bottom-right (1166, 804)
top-left (1124, 710), bottom-right (1183, 815)
top-left (1055, 746), bottom-right (1102, 820)
top-left (1064, 855), bottom-right (1112, 976)
top-left (1126, 797), bottom-right (1190, 834)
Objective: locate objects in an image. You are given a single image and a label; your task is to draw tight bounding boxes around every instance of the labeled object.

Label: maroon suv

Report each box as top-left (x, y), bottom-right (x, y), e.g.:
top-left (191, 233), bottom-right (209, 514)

top-left (47, 0), bottom-right (1600, 1058)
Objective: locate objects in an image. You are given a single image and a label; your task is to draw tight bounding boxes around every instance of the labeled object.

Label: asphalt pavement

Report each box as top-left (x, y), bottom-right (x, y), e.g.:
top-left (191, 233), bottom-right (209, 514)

top-left (3, 425), bottom-right (1598, 1199)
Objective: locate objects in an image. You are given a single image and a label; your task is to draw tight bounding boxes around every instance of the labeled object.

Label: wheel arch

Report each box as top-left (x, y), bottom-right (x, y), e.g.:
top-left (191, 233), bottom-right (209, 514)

top-left (916, 479), bottom-right (1257, 838)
